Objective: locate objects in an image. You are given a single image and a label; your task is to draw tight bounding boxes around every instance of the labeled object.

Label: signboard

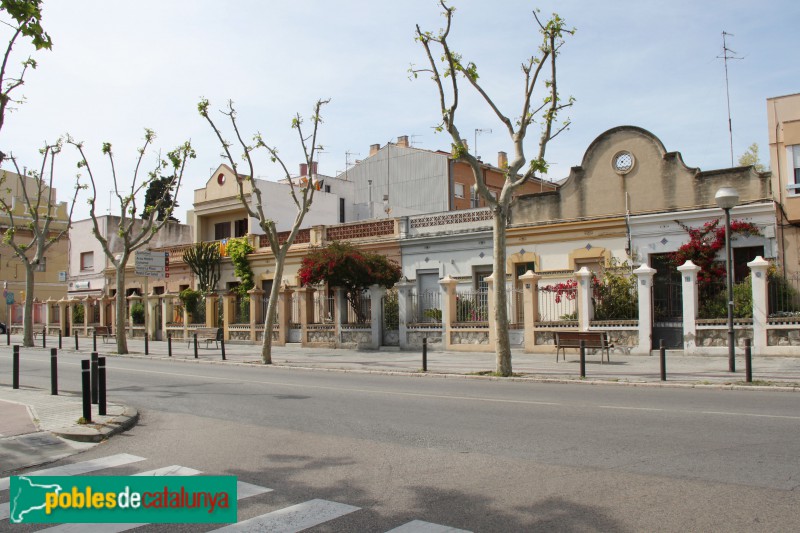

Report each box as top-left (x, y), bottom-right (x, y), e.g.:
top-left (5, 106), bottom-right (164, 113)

top-left (5, 292), bottom-right (13, 305)
top-left (134, 251), bottom-right (170, 278)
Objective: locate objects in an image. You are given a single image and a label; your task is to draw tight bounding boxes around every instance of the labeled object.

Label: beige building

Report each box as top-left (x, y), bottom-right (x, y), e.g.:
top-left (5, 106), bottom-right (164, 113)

top-left (767, 92), bottom-right (800, 275)
top-left (0, 169), bottom-right (70, 326)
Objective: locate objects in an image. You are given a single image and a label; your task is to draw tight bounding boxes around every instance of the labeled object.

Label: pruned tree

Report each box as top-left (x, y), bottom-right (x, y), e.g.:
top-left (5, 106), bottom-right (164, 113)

top-left (298, 241), bottom-right (402, 323)
top-left (199, 98), bottom-right (329, 364)
top-left (0, 0), bottom-right (52, 159)
top-left (141, 175), bottom-right (179, 222)
top-left (68, 129), bottom-right (194, 354)
top-left (413, 2), bottom-right (574, 376)
top-left (0, 141), bottom-right (80, 346)
top-left (183, 241), bottom-right (221, 294)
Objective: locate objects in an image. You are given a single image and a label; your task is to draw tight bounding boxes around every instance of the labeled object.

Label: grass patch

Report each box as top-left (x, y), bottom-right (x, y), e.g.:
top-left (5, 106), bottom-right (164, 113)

top-left (467, 370), bottom-right (523, 377)
top-left (735, 379), bottom-right (775, 386)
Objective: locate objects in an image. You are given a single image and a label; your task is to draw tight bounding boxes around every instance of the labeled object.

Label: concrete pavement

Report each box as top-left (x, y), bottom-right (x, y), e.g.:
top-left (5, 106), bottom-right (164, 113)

top-left (1, 332), bottom-right (798, 476)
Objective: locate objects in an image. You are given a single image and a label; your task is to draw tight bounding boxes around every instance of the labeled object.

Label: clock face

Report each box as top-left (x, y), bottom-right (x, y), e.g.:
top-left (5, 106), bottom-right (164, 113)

top-left (613, 151), bottom-right (634, 174)
top-left (217, 173), bottom-right (226, 185)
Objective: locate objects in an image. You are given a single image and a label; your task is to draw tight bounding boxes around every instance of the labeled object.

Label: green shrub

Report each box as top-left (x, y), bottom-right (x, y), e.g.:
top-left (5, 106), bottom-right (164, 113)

top-left (131, 302), bottom-right (145, 324)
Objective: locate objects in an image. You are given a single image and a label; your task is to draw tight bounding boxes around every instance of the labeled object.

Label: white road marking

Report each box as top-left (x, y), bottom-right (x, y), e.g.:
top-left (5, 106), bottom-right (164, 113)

top-left (0, 453), bottom-right (145, 491)
top-left (386, 519), bottom-right (472, 532)
top-left (210, 498), bottom-right (360, 532)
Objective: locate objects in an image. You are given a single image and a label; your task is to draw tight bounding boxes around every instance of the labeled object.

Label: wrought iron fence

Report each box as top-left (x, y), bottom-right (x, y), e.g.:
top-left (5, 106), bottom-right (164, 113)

top-left (592, 276), bottom-right (638, 320)
top-left (49, 303), bottom-right (60, 325)
top-left (345, 290), bottom-right (371, 325)
top-left (698, 277), bottom-right (752, 319)
top-left (409, 290), bottom-right (441, 324)
top-left (537, 279), bottom-right (577, 322)
top-left (509, 288), bottom-right (524, 326)
top-left (190, 298), bottom-right (206, 324)
top-left (312, 290), bottom-right (335, 324)
top-left (290, 292), bottom-right (300, 327)
top-left (768, 273), bottom-right (800, 318)
top-left (383, 288), bottom-right (399, 330)
top-left (170, 303), bottom-right (184, 324)
top-left (233, 294), bottom-right (250, 324)
top-left (455, 290), bottom-right (488, 323)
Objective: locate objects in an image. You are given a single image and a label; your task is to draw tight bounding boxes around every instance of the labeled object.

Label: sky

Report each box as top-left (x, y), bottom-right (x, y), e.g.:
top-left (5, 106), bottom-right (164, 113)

top-left (1, 0), bottom-right (797, 222)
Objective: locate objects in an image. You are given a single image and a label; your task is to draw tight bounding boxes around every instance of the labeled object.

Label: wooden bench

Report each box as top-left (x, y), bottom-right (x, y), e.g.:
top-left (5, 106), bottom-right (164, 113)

top-left (554, 331), bottom-right (613, 363)
top-left (92, 326), bottom-right (115, 343)
top-left (188, 327), bottom-right (222, 349)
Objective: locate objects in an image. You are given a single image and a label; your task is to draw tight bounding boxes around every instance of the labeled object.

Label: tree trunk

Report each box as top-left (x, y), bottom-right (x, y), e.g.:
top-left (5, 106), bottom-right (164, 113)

top-left (493, 207), bottom-right (512, 376)
top-left (22, 262), bottom-right (35, 347)
top-left (261, 250), bottom-right (287, 364)
top-left (115, 268), bottom-right (129, 354)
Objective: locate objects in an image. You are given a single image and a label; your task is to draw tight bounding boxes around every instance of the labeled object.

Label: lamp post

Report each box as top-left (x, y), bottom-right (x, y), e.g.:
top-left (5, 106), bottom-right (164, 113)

top-left (715, 186), bottom-right (739, 372)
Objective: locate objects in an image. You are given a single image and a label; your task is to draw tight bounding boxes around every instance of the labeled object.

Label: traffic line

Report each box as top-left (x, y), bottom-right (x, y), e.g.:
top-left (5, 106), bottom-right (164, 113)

top-left (0, 453), bottom-right (145, 491)
top-left (386, 519), bottom-right (472, 532)
top-left (210, 498), bottom-right (360, 532)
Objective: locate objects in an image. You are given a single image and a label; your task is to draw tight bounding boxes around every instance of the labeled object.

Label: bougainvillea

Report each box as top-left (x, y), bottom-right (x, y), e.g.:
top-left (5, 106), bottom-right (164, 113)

top-left (298, 241), bottom-right (402, 322)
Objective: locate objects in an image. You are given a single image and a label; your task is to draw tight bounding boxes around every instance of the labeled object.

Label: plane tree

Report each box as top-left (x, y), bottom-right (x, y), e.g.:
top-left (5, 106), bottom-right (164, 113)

top-left (412, 1), bottom-right (574, 376)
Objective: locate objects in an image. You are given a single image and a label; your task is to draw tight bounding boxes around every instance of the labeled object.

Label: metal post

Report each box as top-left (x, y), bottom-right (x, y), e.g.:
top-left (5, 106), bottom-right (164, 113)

top-left (659, 339), bottom-right (667, 381)
top-left (144, 332), bottom-right (149, 355)
top-left (50, 348), bottom-right (58, 395)
top-left (98, 356), bottom-right (107, 416)
top-left (579, 340), bottom-right (586, 378)
top-left (93, 329), bottom-right (97, 352)
top-left (745, 338), bottom-right (752, 383)
top-left (91, 352), bottom-right (99, 404)
top-left (42, 326), bottom-right (46, 348)
top-left (5, 323), bottom-right (9, 345)
top-left (74, 331), bottom-right (79, 351)
top-left (167, 331), bottom-right (172, 357)
top-left (422, 337), bottom-right (428, 372)
top-left (81, 359), bottom-right (92, 423)
top-left (725, 207), bottom-right (735, 372)
top-left (221, 337), bottom-right (226, 361)
top-left (193, 332), bottom-right (198, 358)
top-left (58, 329), bottom-right (62, 349)
top-left (12, 344), bottom-right (19, 389)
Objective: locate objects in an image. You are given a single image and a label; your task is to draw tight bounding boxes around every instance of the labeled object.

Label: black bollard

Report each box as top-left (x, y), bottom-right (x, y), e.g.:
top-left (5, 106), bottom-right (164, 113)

top-left (93, 330), bottom-right (97, 352)
top-left (6, 324), bottom-right (9, 345)
top-left (98, 356), bottom-right (107, 416)
top-left (221, 337), bottom-right (226, 361)
top-left (58, 329), bottom-right (62, 349)
top-left (74, 331), bottom-right (79, 351)
top-left (422, 337), bottom-right (428, 372)
top-left (42, 327), bottom-right (46, 348)
top-left (50, 348), bottom-right (58, 395)
top-left (167, 332), bottom-right (172, 357)
top-left (193, 332), bottom-right (198, 359)
top-left (81, 360), bottom-right (92, 423)
top-left (745, 338), bottom-right (752, 383)
top-left (660, 339), bottom-right (667, 382)
top-left (144, 332), bottom-right (149, 355)
top-left (91, 352), bottom-right (99, 404)
top-left (580, 340), bottom-right (586, 378)
top-left (12, 344), bottom-right (19, 389)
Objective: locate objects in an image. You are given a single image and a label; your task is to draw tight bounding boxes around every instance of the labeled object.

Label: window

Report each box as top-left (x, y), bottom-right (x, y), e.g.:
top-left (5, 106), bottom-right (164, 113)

top-left (790, 145), bottom-right (800, 193)
top-left (234, 218), bottom-right (248, 238)
top-left (474, 267), bottom-right (492, 292)
top-left (80, 252), bottom-right (93, 271)
top-left (454, 183), bottom-right (465, 199)
top-left (324, 185), bottom-right (331, 193)
top-left (214, 222), bottom-right (231, 240)
top-left (339, 198), bottom-right (345, 223)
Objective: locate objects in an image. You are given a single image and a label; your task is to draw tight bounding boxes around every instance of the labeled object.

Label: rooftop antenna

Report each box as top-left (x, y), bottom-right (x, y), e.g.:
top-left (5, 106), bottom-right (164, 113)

top-left (717, 31), bottom-right (742, 167)
top-left (344, 150), bottom-right (359, 181)
top-left (409, 134), bottom-right (422, 147)
top-left (474, 128), bottom-right (492, 160)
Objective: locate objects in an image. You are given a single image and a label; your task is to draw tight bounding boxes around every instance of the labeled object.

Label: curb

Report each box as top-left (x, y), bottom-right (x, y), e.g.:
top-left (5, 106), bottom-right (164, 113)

top-left (51, 406), bottom-right (140, 444)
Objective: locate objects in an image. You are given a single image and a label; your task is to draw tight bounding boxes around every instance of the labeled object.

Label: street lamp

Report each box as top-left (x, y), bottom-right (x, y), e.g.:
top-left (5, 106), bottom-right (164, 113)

top-left (715, 186), bottom-right (739, 372)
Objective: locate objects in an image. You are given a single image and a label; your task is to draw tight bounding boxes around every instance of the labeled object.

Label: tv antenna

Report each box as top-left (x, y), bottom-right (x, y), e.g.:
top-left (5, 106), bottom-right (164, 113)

top-left (474, 128), bottom-right (492, 159)
top-left (409, 134), bottom-right (422, 147)
top-left (717, 31), bottom-right (742, 167)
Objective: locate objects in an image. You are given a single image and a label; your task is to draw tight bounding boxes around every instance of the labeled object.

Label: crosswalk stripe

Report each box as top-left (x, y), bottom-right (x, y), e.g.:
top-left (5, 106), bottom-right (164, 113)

top-left (0, 453), bottom-right (145, 491)
top-left (386, 519), bottom-right (472, 532)
top-left (209, 498), bottom-right (360, 533)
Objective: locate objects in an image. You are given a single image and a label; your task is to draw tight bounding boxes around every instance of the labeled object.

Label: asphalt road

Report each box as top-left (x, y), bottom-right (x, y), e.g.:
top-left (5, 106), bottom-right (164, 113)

top-left (3, 351), bottom-right (800, 532)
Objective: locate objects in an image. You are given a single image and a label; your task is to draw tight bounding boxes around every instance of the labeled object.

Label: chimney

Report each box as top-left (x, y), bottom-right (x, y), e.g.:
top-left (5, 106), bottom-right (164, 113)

top-left (299, 163), bottom-right (308, 176)
top-left (310, 161), bottom-right (318, 175)
top-left (397, 135), bottom-right (409, 148)
top-left (370, 143), bottom-right (380, 156)
top-left (498, 151), bottom-right (508, 169)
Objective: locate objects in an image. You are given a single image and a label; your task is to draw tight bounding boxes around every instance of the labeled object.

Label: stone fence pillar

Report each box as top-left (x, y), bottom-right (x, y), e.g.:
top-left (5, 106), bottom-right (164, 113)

top-left (249, 288), bottom-right (264, 343)
top-left (519, 271), bottom-right (540, 352)
top-left (205, 293), bottom-right (219, 329)
top-left (575, 267), bottom-right (594, 332)
top-left (369, 284), bottom-right (386, 349)
top-left (395, 278), bottom-right (413, 349)
top-left (748, 256), bottom-right (769, 354)
top-left (677, 260), bottom-right (701, 355)
top-left (633, 264), bottom-right (656, 355)
top-left (439, 276), bottom-right (458, 350)
top-left (296, 286), bottom-right (314, 347)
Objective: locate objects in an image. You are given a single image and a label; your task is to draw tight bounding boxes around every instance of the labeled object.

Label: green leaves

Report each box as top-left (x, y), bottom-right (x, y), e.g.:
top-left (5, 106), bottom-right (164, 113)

top-left (197, 98), bottom-right (209, 117)
top-left (1, 0), bottom-right (53, 50)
